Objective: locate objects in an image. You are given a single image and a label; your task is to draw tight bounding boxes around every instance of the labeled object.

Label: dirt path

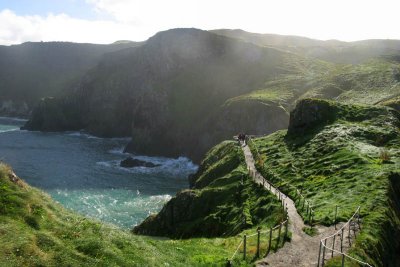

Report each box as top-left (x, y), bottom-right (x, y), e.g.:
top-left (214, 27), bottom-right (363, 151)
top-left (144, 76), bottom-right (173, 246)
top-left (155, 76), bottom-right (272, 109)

top-left (241, 144), bottom-right (352, 267)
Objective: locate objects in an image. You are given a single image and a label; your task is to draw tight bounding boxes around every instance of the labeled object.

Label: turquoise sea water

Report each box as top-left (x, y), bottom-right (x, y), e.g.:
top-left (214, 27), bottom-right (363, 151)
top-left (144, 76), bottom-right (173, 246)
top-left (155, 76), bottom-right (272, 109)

top-left (0, 117), bottom-right (197, 228)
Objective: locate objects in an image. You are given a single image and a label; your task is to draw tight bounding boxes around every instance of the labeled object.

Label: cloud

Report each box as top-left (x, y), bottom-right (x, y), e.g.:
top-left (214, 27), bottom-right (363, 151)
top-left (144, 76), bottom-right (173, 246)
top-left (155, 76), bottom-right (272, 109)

top-left (1, 0), bottom-right (400, 45)
top-left (87, 0), bottom-right (400, 41)
top-left (0, 9), bottom-right (140, 45)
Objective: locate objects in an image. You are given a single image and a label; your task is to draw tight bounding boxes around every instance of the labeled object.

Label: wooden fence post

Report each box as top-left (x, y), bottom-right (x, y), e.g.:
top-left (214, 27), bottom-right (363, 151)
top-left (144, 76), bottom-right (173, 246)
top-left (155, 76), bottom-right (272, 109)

top-left (331, 235), bottom-right (336, 258)
top-left (334, 205), bottom-right (338, 230)
top-left (341, 253), bottom-right (345, 267)
top-left (276, 223), bottom-right (282, 249)
top-left (340, 228), bottom-right (344, 252)
top-left (348, 222), bottom-right (351, 246)
top-left (322, 239), bottom-right (327, 267)
top-left (267, 227), bottom-right (272, 255)
top-left (357, 207), bottom-right (361, 230)
top-left (317, 241), bottom-right (322, 267)
top-left (243, 234), bottom-right (247, 260)
top-left (256, 229), bottom-right (261, 258)
top-left (284, 219), bottom-right (289, 240)
top-left (226, 259), bottom-right (231, 267)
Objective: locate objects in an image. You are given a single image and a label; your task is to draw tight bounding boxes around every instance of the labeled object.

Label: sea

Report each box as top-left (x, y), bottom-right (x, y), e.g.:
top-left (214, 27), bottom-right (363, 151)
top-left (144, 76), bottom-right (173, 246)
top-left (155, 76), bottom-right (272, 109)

top-left (0, 117), bottom-right (198, 229)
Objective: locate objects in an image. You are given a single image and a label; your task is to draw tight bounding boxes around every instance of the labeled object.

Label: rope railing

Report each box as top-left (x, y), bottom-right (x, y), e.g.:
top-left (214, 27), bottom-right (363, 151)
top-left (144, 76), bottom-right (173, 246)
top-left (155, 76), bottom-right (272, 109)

top-left (227, 217), bottom-right (289, 266)
top-left (226, 143), bottom-right (290, 266)
top-left (317, 206), bottom-right (372, 267)
top-left (243, 136), bottom-right (372, 266)
top-left (247, 136), bottom-right (315, 224)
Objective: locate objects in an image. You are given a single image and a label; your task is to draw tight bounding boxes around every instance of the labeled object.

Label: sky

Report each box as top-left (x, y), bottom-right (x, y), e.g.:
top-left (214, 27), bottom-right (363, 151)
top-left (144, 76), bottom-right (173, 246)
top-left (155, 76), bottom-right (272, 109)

top-left (0, 0), bottom-right (399, 45)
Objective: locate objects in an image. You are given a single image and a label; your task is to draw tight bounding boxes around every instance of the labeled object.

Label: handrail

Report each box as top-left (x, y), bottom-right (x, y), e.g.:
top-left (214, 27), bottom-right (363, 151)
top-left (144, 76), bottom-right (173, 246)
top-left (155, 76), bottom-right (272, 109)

top-left (318, 206), bottom-right (373, 266)
top-left (227, 218), bottom-right (289, 263)
top-left (247, 136), bottom-right (372, 266)
top-left (248, 136), bottom-right (315, 220)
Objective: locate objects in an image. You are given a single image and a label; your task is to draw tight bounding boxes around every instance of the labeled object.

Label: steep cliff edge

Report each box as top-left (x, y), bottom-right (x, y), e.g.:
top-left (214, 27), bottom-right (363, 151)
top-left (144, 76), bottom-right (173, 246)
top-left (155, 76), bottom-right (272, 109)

top-left (133, 141), bottom-right (285, 238)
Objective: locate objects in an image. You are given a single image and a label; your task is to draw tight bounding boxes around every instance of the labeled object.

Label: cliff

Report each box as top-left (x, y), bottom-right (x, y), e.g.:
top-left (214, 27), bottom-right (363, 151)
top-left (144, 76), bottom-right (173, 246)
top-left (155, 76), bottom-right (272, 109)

top-left (133, 141), bottom-right (285, 238)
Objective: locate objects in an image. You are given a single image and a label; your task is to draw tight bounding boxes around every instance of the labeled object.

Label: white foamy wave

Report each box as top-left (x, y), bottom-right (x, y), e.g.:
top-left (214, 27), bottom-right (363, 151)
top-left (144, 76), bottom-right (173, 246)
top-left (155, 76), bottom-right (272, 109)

top-left (66, 131), bottom-right (131, 142)
top-left (66, 131), bottom-right (101, 139)
top-left (0, 128), bottom-right (19, 133)
top-left (108, 146), bottom-right (130, 155)
top-left (51, 188), bottom-right (172, 228)
top-left (96, 160), bottom-right (121, 169)
top-left (0, 116), bottom-right (28, 122)
top-left (149, 194), bottom-right (172, 202)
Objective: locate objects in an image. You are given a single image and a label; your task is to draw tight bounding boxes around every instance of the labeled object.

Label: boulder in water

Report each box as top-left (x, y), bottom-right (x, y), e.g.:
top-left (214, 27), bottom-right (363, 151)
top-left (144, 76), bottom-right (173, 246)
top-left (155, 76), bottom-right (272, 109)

top-left (120, 157), bottom-right (160, 168)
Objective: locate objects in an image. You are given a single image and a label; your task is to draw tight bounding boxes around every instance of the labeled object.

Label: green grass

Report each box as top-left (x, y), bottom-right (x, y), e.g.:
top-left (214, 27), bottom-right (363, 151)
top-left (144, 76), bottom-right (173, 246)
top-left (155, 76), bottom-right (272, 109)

top-left (134, 141), bottom-right (286, 239)
top-left (0, 140), bottom-right (289, 266)
top-left (0, 163), bottom-right (253, 266)
top-left (249, 99), bottom-right (400, 266)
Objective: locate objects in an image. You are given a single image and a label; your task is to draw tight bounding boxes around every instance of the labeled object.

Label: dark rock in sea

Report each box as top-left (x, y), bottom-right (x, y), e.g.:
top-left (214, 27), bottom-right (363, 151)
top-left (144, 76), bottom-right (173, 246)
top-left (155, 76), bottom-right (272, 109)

top-left (120, 157), bottom-right (160, 168)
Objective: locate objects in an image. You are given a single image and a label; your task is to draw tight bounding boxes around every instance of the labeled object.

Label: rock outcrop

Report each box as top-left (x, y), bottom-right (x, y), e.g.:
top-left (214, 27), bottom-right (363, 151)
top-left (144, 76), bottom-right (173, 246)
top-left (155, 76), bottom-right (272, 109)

top-left (120, 157), bottom-right (160, 168)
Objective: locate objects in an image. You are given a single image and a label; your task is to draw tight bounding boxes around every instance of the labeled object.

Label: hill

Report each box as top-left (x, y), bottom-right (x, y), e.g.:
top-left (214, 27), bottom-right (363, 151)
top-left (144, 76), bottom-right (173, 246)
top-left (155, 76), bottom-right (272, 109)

top-left (23, 28), bottom-right (308, 161)
top-left (0, 41), bottom-right (140, 117)
top-left (248, 99), bottom-right (400, 266)
top-left (212, 29), bottom-right (400, 64)
top-left (22, 28), bottom-right (400, 162)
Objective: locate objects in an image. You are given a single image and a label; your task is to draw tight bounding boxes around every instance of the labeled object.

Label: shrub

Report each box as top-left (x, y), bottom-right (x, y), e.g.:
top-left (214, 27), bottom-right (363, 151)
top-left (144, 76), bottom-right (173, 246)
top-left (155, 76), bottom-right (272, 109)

top-left (379, 149), bottom-right (391, 163)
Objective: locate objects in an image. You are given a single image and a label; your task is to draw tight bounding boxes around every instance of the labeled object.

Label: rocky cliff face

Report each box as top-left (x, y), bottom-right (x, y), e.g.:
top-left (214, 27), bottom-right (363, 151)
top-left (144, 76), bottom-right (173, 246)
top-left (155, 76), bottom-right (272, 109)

top-left (24, 28), bottom-right (294, 160)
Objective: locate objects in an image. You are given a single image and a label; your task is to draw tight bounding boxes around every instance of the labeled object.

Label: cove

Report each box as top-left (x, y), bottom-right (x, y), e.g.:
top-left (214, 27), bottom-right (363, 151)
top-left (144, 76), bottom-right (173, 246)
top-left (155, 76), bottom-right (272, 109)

top-left (0, 117), bottom-right (197, 228)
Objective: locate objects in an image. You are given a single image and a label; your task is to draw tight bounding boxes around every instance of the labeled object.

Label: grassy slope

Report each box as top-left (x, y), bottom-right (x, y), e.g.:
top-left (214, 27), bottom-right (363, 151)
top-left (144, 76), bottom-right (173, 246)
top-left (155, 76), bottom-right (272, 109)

top-left (224, 59), bottom-right (400, 111)
top-left (0, 141), bottom-right (286, 266)
top-left (249, 99), bottom-right (400, 266)
top-left (0, 163), bottom-right (255, 266)
top-left (134, 141), bottom-right (285, 238)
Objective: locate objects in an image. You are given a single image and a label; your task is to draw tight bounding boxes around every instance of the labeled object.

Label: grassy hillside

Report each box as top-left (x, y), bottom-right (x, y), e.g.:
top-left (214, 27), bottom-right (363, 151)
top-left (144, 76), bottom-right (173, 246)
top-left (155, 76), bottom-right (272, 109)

top-left (248, 99), bottom-right (400, 266)
top-left (0, 163), bottom-right (256, 266)
top-left (212, 29), bottom-right (400, 64)
top-left (134, 141), bottom-right (285, 238)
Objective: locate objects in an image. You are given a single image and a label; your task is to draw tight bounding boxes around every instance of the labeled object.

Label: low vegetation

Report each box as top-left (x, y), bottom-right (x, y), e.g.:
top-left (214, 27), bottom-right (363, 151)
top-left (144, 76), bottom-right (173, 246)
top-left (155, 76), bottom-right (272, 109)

top-left (249, 99), bottom-right (400, 266)
top-left (134, 141), bottom-right (286, 238)
top-left (0, 163), bottom-right (250, 266)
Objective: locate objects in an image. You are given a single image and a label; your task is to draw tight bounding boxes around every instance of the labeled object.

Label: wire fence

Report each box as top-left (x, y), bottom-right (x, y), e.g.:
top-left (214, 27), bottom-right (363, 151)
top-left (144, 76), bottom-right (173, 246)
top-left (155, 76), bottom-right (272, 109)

top-left (317, 206), bottom-right (372, 267)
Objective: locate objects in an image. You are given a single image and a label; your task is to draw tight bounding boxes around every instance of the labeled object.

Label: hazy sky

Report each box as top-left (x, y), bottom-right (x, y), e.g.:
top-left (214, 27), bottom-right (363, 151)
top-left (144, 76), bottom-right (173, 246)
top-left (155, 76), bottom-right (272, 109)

top-left (0, 0), bottom-right (399, 45)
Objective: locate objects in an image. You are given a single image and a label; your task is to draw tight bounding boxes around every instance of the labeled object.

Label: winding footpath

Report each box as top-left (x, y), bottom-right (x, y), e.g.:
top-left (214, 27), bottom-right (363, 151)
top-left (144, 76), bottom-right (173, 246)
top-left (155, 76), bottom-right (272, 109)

top-left (241, 144), bottom-right (351, 267)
